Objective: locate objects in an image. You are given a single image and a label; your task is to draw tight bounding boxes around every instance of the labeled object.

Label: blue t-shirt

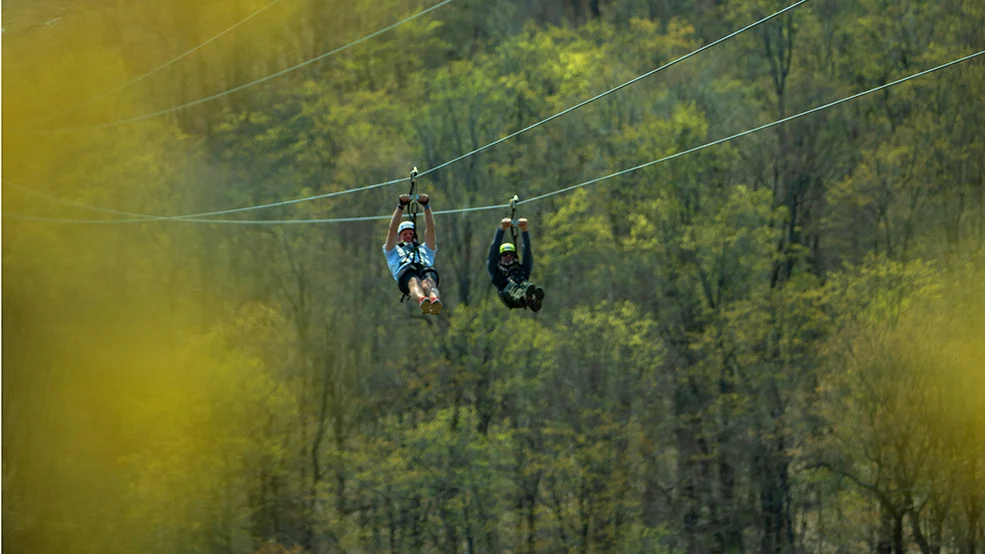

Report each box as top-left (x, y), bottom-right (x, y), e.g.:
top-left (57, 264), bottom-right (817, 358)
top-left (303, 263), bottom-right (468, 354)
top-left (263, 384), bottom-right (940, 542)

top-left (383, 242), bottom-right (437, 281)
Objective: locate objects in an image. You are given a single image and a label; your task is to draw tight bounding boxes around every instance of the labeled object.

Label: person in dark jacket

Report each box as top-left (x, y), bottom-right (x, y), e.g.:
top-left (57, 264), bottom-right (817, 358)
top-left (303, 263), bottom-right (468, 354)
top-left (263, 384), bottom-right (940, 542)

top-left (487, 217), bottom-right (545, 312)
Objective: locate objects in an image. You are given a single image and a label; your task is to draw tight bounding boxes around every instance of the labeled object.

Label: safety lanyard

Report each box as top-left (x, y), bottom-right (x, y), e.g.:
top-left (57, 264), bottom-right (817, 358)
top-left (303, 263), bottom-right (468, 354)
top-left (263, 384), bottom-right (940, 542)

top-left (406, 167), bottom-right (422, 264)
top-left (509, 194), bottom-right (519, 247)
top-left (398, 168), bottom-right (422, 304)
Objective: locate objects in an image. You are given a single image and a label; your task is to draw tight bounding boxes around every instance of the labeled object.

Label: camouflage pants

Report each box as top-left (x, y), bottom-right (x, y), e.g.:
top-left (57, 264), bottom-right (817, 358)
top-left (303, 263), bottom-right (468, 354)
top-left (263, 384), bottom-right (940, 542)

top-left (498, 280), bottom-right (531, 309)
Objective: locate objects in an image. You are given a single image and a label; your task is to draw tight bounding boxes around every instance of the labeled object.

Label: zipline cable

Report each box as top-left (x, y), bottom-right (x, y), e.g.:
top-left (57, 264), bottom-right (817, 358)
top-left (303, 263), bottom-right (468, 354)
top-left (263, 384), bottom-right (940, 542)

top-left (1, 176), bottom-right (410, 221)
top-left (5, 50), bottom-right (982, 225)
top-left (2, 179), bottom-right (163, 219)
top-left (517, 49), bottom-right (985, 204)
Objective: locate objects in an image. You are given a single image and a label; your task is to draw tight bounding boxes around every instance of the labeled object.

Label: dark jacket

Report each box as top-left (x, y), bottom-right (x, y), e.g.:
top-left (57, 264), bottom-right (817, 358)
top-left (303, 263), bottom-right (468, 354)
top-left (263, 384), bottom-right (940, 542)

top-left (487, 228), bottom-right (532, 291)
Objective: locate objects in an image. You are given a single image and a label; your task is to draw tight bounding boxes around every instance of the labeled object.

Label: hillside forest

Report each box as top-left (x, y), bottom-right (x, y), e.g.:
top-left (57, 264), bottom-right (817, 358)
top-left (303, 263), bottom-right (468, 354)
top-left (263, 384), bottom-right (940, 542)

top-left (2, 0), bottom-right (985, 552)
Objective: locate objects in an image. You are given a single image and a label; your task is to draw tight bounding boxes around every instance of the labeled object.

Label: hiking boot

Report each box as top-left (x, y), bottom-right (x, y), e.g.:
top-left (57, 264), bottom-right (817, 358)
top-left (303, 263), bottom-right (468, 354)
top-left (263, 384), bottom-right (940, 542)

top-left (524, 283), bottom-right (537, 304)
top-left (428, 296), bottom-right (443, 315)
top-left (529, 286), bottom-right (545, 312)
top-left (419, 296), bottom-right (432, 314)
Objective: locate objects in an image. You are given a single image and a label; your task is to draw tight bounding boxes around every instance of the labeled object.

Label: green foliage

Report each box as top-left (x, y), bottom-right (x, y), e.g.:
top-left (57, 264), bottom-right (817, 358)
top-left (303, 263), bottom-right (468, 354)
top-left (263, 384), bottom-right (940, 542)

top-left (4, 0), bottom-right (985, 552)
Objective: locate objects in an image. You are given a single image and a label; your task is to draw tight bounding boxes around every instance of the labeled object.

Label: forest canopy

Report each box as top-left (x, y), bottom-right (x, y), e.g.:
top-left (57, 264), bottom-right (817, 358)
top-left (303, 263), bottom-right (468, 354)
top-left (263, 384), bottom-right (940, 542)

top-left (3, 0), bottom-right (984, 552)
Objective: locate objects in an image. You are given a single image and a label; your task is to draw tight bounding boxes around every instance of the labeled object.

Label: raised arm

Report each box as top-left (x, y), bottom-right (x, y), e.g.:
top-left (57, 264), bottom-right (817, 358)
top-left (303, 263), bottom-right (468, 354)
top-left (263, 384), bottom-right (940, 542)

top-left (488, 219), bottom-right (509, 277)
top-left (420, 194), bottom-right (436, 250)
top-left (519, 218), bottom-right (533, 274)
top-left (383, 194), bottom-right (410, 250)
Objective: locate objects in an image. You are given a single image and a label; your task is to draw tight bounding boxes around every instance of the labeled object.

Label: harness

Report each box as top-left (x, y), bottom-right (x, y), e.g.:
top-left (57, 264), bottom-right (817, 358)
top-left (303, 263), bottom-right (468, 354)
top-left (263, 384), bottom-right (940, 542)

top-left (499, 261), bottom-right (527, 284)
top-left (394, 242), bottom-right (422, 265)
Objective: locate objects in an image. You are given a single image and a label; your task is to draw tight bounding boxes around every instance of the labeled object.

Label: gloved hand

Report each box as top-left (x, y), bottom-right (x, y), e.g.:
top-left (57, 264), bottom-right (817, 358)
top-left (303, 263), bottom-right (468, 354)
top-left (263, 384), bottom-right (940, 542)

top-left (500, 218), bottom-right (511, 230)
top-left (398, 194), bottom-right (411, 207)
top-left (518, 218), bottom-right (528, 232)
top-left (419, 194), bottom-right (430, 207)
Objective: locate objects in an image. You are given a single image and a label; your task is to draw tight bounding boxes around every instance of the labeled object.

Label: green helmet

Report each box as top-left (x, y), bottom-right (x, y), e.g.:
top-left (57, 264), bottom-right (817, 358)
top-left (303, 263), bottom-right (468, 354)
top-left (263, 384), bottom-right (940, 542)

top-left (499, 243), bottom-right (516, 255)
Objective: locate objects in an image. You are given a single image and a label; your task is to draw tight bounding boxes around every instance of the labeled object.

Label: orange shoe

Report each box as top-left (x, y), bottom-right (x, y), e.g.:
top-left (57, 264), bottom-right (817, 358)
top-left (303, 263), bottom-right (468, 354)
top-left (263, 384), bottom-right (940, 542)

top-left (419, 296), bottom-right (432, 314)
top-left (428, 296), bottom-right (443, 315)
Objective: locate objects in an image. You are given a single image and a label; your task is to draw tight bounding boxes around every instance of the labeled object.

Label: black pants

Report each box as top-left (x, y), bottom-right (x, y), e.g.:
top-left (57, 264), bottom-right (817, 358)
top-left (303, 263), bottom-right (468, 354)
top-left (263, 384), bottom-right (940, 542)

top-left (398, 264), bottom-right (440, 295)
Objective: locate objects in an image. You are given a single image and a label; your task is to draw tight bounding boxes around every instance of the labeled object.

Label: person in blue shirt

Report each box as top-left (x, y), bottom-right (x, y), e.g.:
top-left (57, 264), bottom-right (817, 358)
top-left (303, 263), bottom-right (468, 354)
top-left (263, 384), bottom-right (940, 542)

top-left (383, 193), bottom-right (442, 314)
top-left (487, 217), bottom-right (544, 312)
